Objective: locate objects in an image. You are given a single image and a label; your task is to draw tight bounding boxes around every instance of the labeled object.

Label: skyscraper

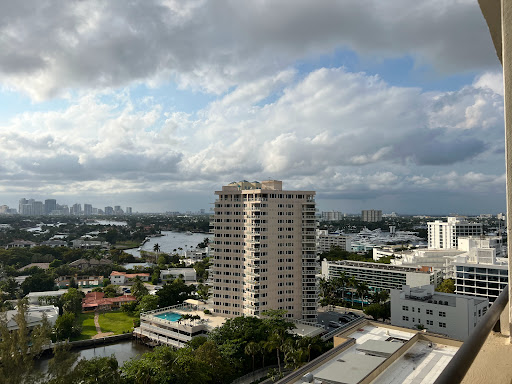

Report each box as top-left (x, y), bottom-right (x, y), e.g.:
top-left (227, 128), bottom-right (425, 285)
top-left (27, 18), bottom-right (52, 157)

top-left (44, 199), bottom-right (57, 215)
top-left (211, 180), bottom-right (318, 321)
top-left (84, 204), bottom-right (93, 216)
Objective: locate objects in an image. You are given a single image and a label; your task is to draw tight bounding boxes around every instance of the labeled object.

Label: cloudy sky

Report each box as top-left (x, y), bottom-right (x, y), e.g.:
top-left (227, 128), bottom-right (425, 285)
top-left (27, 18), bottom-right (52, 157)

top-left (0, 0), bottom-right (505, 214)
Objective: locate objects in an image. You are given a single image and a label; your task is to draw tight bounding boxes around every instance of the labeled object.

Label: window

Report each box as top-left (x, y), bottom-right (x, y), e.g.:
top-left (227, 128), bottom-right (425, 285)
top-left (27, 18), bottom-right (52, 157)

top-left (427, 320), bottom-right (433, 326)
top-left (402, 316), bottom-right (409, 321)
top-left (439, 322), bottom-right (446, 328)
top-left (402, 306), bottom-right (408, 311)
top-left (439, 311), bottom-right (446, 317)
top-left (426, 309), bottom-right (433, 315)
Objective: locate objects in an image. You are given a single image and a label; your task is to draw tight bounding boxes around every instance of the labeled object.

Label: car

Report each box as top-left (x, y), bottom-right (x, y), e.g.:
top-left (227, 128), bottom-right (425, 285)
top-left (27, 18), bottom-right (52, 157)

top-left (328, 321), bottom-right (342, 328)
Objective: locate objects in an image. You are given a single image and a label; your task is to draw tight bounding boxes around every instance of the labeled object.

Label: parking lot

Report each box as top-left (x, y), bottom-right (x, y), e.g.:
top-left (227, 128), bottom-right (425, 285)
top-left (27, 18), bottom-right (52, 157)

top-left (317, 309), bottom-right (363, 330)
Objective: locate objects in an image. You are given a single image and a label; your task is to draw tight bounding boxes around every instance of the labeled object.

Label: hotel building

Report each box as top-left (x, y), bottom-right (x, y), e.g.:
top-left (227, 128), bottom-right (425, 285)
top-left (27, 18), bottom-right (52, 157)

top-left (427, 217), bottom-right (482, 250)
top-left (211, 180), bottom-right (318, 321)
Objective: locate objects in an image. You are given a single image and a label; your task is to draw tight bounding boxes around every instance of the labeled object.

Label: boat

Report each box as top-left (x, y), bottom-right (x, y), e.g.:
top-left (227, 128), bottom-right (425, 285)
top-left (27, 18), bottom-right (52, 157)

top-left (186, 231), bottom-right (193, 235)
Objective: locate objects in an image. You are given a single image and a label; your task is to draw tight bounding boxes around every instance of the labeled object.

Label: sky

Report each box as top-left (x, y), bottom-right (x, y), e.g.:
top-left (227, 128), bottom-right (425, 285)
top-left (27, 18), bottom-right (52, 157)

top-left (0, 0), bottom-right (506, 215)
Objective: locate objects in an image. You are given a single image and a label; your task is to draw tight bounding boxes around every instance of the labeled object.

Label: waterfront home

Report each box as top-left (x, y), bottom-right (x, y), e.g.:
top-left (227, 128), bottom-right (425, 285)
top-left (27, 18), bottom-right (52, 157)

top-left (82, 291), bottom-right (136, 312)
top-left (110, 271), bottom-right (150, 285)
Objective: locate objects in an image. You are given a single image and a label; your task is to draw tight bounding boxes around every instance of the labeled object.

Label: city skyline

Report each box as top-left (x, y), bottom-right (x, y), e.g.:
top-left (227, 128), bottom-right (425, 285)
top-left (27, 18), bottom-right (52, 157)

top-left (0, 1), bottom-right (505, 214)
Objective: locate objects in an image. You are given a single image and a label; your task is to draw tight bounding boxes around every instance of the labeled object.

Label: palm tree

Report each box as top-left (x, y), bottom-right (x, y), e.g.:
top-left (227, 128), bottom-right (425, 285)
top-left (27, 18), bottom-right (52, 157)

top-left (153, 243), bottom-right (161, 253)
top-left (259, 340), bottom-right (269, 368)
top-left (356, 281), bottom-right (369, 308)
top-left (244, 341), bottom-right (260, 375)
top-left (268, 330), bottom-right (286, 374)
top-left (348, 276), bottom-right (357, 306)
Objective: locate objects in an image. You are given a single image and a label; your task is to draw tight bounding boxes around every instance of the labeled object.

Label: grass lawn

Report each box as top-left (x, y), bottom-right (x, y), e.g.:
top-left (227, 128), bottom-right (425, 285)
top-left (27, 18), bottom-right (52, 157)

top-left (98, 311), bottom-right (137, 335)
top-left (72, 312), bottom-right (97, 341)
top-left (115, 241), bottom-right (140, 249)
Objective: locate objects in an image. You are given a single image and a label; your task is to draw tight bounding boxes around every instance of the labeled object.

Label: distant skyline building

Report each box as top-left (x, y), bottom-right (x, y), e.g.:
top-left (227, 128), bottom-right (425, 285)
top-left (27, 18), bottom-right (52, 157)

top-left (84, 204), bottom-right (93, 216)
top-left (321, 211), bottom-right (343, 221)
top-left (211, 180), bottom-right (318, 321)
top-left (362, 209), bottom-right (382, 222)
top-left (44, 199), bottom-right (57, 215)
top-left (71, 203), bottom-right (82, 216)
top-left (126, 207), bottom-right (132, 214)
top-left (104, 206), bottom-right (114, 215)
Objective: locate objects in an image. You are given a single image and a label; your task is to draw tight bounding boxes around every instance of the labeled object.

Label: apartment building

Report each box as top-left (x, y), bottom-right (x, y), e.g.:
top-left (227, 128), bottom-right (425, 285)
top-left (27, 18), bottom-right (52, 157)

top-left (361, 209), bottom-right (382, 222)
top-left (428, 217), bottom-right (482, 250)
top-left (391, 285), bottom-right (488, 341)
top-left (321, 211), bottom-right (343, 221)
top-left (211, 180), bottom-right (318, 321)
top-left (321, 259), bottom-right (443, 292)
top-left (453, 253), bottom-right (508, 305)
top-left (317, 230), bottom-right (352, 253)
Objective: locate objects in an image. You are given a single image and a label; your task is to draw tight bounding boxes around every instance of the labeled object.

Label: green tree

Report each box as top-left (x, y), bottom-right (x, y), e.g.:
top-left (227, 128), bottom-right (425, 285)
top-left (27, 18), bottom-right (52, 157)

top-left (103, 284), bottom-right (119, 298)
top-left (105, 229), bottom-right (119, 245)
top-left (356, 281), bottom-right (369, 308)
top-left (0, 277), bottom-right (20, 299)
top-left (196, 283), bottom-right (210, 300)
top-left (267, 330), bottom-right (286, 374)
top-left (0, 299), bottom-right (52, 384)
top-left (60, 287), bottom-right (84, 315)
top-left (136, 294), bottom-right (160, 313)
top-left (46, 343), bottom-right (79, 384)
top-left (153, 243), bottom-right (161, 253)
top-left (55, 312), bottom-right (77, 340)
top-left (156, 278), bottom-right (194, 307)
top-left (436, 278), bottom-right (455, 293)
top-left (245, 341), bottom-right (260, 374)
top-left (73, 356), bottom-right (121, 384)
top-left (131, 277), bottom-right (149, 299)
top-left (21, 270), bottom-right (56, 294)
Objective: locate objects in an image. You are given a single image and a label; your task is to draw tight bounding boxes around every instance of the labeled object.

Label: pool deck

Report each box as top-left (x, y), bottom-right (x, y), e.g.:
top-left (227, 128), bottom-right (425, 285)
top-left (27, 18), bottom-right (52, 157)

top-left (146, 305), bottom-right (227, 330)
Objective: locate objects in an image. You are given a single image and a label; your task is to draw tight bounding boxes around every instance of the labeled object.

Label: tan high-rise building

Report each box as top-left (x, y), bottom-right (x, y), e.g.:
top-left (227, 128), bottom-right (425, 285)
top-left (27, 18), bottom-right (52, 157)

top-left (211, 180), bottom-right (318, 321)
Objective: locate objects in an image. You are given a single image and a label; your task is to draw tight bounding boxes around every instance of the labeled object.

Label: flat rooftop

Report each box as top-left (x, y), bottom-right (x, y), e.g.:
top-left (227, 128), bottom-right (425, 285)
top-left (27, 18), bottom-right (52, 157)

top-left (327, 260), bottom-right (435, 274)
top-left (285, 323), bottom-right (459, 384)
top-left (371, 340), bottom-right (458, 384)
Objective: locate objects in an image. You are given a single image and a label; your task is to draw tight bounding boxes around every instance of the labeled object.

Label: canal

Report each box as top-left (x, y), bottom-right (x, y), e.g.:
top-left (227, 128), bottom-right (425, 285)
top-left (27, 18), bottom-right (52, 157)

top-left (34, 340), bottom-right (152, 373)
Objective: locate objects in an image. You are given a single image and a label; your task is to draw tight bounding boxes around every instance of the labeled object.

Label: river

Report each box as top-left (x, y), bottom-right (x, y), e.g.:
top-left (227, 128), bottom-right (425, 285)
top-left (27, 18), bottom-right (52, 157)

top-left (124, 230), bottom-right (211, 257)
top-left (34, 340), bottom-right (151, 373)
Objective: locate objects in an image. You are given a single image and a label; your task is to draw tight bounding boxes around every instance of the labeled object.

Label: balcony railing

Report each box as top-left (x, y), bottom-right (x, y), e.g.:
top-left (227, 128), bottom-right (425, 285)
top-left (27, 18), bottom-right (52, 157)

top-left (433, 285), bottom-right (508, 384)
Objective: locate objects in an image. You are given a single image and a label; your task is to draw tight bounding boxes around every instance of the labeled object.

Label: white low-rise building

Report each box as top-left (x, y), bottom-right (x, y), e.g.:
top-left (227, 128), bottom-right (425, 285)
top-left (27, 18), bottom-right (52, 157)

top-left (5, 305), bottom-right (59, 331)
top-left (391, 285), bottom-right (488, 341)
top-left (317, 230), bottom-right (352, 253)
top-left (110, 271), bottom-right (150, 285)
top-left (25, 289), bottom-right (69, 305)
top-left (160, 268), bottom-right (197, 282)
top-left (321, 259), bottom-right (443, 293)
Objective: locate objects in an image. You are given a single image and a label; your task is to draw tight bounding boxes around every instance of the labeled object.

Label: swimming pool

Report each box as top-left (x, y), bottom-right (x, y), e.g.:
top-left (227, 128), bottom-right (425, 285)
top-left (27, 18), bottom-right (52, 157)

top-left (154, 312), bottom-right (182, 322)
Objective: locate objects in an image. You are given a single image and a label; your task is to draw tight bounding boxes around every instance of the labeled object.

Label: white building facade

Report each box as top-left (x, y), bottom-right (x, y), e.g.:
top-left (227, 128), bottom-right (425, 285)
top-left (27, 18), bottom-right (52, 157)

top-left (427, 217), bottom-right (482, 250)
top-left (321, 259), bottom-right (443, 292)
top-left (317, 230), bottom-right (352, 254)
top-left (391, 285), bottom-right (488, 341)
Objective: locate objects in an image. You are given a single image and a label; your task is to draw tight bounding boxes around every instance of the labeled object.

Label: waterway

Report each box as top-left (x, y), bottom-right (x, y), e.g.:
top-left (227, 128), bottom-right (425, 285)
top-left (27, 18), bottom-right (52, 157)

top-left (34, 340), bottom-right (151, 373)
top-left (124, 230), bottom-right (211, 257)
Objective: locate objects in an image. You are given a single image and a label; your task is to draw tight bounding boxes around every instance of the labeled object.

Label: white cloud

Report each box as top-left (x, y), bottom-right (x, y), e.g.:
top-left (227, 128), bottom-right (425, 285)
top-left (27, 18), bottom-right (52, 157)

top-left (0, 0), bottom-right (500, 100)
top-left (0, 66), bottom-right (505, 212)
